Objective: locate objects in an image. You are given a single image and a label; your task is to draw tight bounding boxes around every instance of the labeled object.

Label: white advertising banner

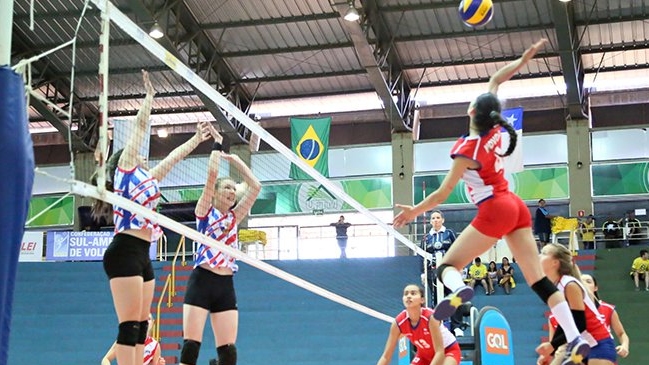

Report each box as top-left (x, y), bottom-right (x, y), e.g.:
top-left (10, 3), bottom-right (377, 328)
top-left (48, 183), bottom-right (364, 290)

top-left (20, 231), bottom-right (44, 262)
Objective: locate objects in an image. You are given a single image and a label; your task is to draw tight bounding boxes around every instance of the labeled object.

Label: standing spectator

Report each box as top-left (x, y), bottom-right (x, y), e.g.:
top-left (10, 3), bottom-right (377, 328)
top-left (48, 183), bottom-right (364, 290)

top-left (330, 216), bottom-right (352, 258)
top-left (535, 199), bottom-right (553, 246)
top-left (620, 211), bottom-right (641, 246)
top-left (630, 249), bottom-right (649, 291)
top-left (486, 261), bottom-right (498, 295)
top-left (419, 210), bottom-right (457, 305)
top-left (468, 257), bottom-right (490, 295)
top-left (602, 216), bottom-right (621, 248)
top-left (498, 257), bottom-right (515, 295)
top-left (579, 215), bottom-right (596, 250)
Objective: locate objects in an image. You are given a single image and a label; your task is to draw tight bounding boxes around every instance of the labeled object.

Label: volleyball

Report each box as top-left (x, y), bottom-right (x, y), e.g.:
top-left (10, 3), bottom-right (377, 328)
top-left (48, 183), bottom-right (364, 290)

top-left (458, 0), bottom-right (494, 27)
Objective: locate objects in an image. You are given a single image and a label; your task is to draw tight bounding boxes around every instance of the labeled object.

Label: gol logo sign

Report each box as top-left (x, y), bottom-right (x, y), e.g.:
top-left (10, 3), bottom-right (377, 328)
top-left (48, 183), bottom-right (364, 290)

top-left (485, 327), bottom-right (510, 355)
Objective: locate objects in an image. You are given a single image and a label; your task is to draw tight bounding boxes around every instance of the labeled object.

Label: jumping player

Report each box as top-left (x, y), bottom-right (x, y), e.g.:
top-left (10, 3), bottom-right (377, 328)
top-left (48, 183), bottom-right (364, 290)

top-left (393, 39), bottom-right (589, 365)
top-left (179, 125), bottom-right (261, 365)
top-left (376, 284), bottom-right (461, 365)
top-left (536, 246), bottom-right (619, 365)
top-left (92, 70), bottom-right (211, 365)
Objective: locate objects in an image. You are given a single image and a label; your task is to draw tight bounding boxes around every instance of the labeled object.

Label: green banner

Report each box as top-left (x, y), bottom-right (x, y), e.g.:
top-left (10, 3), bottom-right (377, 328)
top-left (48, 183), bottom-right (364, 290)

top-left (289, 117), bottom-right (331, 180)
top-left (592, 162), bottom-right (649, 196)
top-left (414, 166), bottom-right (569, 204)
top-left (251, 177), bottom-right (392, 215)
top-left (26, 195), bottom-right (74, 227)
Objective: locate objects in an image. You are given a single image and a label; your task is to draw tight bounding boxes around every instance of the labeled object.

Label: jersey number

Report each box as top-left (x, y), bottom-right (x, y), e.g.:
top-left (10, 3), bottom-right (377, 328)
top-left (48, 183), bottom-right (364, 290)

top-left (413, 339), bottom-right (431, 349)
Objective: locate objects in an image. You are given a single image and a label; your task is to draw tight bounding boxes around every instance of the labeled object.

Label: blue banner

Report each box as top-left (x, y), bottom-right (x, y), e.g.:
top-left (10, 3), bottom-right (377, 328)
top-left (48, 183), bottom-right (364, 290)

top-left (46, 231), bottom-right (156, 261)
top-left (477, 307), bottom-right (515, 365)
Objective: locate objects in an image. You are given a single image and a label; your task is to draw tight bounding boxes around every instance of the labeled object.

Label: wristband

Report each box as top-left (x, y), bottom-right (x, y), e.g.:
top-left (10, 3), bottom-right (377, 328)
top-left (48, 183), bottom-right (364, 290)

top-left (212, 142), bottom-right (223, 151)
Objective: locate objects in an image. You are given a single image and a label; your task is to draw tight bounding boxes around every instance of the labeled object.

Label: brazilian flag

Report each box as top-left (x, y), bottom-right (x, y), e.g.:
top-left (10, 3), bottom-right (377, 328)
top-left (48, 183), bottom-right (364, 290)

top-left (289, 117), bottom-right (331, 180)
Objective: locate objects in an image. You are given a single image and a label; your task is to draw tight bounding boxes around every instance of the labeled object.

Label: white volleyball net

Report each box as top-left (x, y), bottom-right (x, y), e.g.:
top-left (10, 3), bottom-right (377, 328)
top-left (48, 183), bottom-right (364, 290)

top-left (21, 0), bottom-right (435, 343)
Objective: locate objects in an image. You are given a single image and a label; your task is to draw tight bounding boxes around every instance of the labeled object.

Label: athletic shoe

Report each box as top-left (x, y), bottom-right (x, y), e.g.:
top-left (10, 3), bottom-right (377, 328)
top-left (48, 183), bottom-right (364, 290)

top-left (433, 285), bottom-right (473, 320)
top-left (561, 336), bottom-right (590, 365)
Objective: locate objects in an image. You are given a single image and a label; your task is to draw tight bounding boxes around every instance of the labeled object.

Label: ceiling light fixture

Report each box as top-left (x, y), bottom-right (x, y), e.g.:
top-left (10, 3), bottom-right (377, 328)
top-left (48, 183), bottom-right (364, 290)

top-left (149, 22), bottom-right (164, 39)
top-left (343, 1), bottom-right (360, 22)
top-left (157, 127), bottom-right (168, 138)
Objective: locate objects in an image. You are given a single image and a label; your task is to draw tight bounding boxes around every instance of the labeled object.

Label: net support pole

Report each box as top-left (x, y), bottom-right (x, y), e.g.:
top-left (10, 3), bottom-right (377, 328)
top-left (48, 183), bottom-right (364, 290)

top-left (0, 0), bottom-right (14, 66)
top-left (96, 0), bottom-right (110, 192)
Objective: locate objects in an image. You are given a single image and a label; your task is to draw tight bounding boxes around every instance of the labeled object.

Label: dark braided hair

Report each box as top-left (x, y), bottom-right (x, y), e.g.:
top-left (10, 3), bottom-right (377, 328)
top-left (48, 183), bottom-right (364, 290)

top-left (90, 149), bottom-right (124, 220)
top-left (472, 93), bottom-right (518, 157)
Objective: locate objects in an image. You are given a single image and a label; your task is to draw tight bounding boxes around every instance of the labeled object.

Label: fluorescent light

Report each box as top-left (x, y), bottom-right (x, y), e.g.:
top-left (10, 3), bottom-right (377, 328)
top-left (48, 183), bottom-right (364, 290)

top-left (157, 128), bottom-right (168, 138)
top-left (149, 22), bottom-right (164, 39)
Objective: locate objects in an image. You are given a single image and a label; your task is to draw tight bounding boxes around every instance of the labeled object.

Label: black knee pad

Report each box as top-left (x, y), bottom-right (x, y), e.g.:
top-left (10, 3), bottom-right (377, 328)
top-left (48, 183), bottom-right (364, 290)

top-left (180, 339), bottom-right (201, 365)
top-left (435, 263), bottom-right (454, 285)
top-left (217, 344), bottom-right (237, 365)
top-left (117, 321), bottom-right (140, 346)
top-left (531, 276), bottom-right (558, 304)
top-left (138, 320), bottom-right (148, 344)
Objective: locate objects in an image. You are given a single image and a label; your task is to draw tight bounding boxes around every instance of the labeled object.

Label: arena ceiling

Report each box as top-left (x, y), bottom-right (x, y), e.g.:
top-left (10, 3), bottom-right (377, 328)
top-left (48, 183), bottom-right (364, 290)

top-left (10, 0), bottom-right (649, 163)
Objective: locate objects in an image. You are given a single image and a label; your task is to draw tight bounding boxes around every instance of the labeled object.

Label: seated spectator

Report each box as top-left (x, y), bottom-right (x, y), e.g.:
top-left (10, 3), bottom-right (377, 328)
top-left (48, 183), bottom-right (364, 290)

top-left (630, 249), bottom-right (649, 291)
top-left (602, 216), bottom-right (622, 248)
top-left (498, 257), bottom-right (515, 294)
top-left (468, 257), bottom-right (490, 295)
top-left (579, 214), bottom-right (595, 250)
top-left (486, 261), bottom-right (498, 295)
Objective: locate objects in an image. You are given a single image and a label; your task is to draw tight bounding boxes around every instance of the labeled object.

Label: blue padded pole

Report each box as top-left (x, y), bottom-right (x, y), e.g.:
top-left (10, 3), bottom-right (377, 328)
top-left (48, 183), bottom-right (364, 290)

top-left (0, 66), bottom-right (35, 365)
top-left (0, 0), bottom-right (13, 66)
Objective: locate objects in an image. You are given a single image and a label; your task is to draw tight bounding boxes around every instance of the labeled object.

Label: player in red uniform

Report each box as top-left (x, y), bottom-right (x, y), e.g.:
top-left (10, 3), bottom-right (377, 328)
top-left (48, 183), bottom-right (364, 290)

top-left (537, 244), bottom-right (617, 365)
top-left (102, 314), bottom-right (165, 365)
top-left (393, 39), bottom-right (589, 365)
top-left (544, 272), bottom-right (629, 365)
top-left (376, 284), bottom-right (461, 365)
top-left (581, 274), bottom-right (629, 359)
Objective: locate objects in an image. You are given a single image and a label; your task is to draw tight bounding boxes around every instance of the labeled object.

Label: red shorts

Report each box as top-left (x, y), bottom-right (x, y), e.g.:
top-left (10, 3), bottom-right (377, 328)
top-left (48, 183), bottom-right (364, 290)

top-left (471, 191), bottom-right (531, 238)
top-left (412, 341), bottom-right (461, 365)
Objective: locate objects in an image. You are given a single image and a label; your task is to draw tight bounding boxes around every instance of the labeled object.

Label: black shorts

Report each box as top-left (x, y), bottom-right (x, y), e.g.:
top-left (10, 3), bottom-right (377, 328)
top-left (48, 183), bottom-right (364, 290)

top-left (103, 233), bottom-right (154, 282)
top-left (184, 266), bottom-right (237, 313)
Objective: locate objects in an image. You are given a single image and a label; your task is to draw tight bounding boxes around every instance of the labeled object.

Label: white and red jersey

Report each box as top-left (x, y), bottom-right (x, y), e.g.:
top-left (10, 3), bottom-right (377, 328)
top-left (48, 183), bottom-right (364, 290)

top-left (556, 275), bottom-right (611, 345)
top-left (113, 166), bottom-right (163, 241)
top-left (195, 207), bottom-right (238, 272)
top-left (395, 307), bottom-right (456, 358)
top-left (598, 301), bottom-right (615, 334)
top-left (450, 127), bottom-right (509, 204)
top-left (143, 336), bottom-right (160, 365)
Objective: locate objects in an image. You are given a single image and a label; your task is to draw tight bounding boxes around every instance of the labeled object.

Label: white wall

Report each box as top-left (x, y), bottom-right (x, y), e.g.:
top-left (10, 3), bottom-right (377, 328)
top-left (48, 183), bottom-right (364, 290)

top-left (35, 133), bottom-right (575, 194)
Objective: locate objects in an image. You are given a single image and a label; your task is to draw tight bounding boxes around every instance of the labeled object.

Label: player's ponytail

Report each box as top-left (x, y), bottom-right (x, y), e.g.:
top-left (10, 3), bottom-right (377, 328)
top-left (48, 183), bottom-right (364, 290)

top-left (90, 149), bottom-right (123, 221)
top-left (490, 110), bottom-right (517, 157)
